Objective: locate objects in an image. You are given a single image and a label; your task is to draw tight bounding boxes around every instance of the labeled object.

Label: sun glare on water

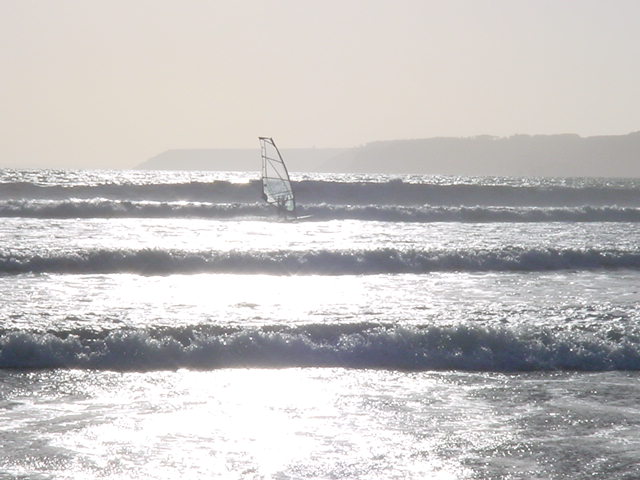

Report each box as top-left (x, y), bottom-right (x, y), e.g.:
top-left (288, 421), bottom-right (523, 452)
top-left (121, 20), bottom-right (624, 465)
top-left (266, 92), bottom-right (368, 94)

top-left (47, 369), bottom-right (475, 479)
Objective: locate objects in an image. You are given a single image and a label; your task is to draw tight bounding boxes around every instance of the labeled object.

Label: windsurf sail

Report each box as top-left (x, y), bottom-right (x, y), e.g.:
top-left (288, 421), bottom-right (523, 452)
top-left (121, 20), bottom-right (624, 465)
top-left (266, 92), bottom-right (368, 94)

top-left (259, 137), bottom-right (296, 216)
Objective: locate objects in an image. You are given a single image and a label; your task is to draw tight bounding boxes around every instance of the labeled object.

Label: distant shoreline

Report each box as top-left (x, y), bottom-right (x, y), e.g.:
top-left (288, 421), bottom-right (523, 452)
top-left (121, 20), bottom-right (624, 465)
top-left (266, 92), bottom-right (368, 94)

top-left (138, 132), bottom-right (640, 178)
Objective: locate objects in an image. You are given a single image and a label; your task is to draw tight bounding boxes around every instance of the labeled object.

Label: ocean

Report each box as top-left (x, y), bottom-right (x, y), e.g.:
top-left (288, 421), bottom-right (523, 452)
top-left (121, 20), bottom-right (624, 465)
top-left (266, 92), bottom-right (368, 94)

top-left (1, 169), bottom-right (640, 479)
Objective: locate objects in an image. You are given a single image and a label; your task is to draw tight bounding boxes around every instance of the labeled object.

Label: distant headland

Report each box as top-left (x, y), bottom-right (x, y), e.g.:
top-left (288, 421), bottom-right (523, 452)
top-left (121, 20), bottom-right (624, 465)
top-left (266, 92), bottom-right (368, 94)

top-left (137, 132), bottom-right (640, 178)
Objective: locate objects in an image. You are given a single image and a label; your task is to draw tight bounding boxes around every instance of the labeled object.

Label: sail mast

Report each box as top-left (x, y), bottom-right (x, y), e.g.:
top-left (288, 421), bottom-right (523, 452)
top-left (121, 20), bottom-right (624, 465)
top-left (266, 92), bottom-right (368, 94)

top-left (259, 137), bottom-right (296, 216)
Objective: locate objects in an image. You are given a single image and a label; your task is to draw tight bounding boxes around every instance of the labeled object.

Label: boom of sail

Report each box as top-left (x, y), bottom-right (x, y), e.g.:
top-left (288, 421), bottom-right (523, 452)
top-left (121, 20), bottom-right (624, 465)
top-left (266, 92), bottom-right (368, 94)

top-left (259, 137), bottom-right (296, 216)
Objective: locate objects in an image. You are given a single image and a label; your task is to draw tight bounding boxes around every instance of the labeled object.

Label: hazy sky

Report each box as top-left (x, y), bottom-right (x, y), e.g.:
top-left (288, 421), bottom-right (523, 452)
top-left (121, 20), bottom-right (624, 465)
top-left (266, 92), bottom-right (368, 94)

top-left (1, 0), bottom-right (639, 168)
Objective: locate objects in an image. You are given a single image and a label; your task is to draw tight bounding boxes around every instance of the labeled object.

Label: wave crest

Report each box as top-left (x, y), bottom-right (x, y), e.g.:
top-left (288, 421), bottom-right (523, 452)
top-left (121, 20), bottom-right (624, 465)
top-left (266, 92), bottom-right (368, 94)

top-left (2, 324), bottom-right (639, 372)
top-left (1, 247), bottom-right (639, 275)
top-left (3, 179), bottom-right (640, 207)
top-left (4, 199), bottom-right (640, 222)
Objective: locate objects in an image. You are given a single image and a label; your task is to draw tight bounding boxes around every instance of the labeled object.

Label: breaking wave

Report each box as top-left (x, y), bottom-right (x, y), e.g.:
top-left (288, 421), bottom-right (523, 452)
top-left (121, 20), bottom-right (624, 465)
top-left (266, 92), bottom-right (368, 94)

top-left (1, 323), bottom-right (639, 372)
top-left (0, 199), bottom-right (268, 219)
top-left (3, 199), bottom-right (640, 222)
top-left (2, 247), bottom-right (640, 275)
top-left (3, 179), bottom-right (640, 207)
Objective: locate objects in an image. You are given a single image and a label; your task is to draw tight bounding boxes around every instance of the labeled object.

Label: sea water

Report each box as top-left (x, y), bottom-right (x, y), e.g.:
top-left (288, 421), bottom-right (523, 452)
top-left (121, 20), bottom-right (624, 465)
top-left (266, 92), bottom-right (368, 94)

top-left (1, 169), bottom-right (640, 479)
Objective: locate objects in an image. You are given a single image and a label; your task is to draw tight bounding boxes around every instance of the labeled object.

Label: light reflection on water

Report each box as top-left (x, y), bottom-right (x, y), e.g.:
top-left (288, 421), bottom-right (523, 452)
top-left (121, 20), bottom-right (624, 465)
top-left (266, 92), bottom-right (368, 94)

top-left (4, 217), bottom-right (640, 256)
top-left (2, 271), bottom-right (639, 331)
top-left (3, 362), bottom-right (640, 478)
top-left (31, 369), bottom-right (480, 479)
top-left (3, 169), bottom-right (640, 479)
top-left (4, 168), bottom-right (640, 189)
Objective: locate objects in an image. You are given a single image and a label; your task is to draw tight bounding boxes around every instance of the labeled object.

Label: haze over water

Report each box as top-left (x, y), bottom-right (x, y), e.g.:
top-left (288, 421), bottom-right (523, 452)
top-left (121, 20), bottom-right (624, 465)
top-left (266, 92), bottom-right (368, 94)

top-left (1, 0), bottom-right (640, 171)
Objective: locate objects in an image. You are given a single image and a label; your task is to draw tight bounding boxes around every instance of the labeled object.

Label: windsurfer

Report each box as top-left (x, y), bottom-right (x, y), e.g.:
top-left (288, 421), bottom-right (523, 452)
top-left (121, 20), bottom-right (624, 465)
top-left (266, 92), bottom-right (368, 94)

top-left (275, 195), bottom-right (288, 217)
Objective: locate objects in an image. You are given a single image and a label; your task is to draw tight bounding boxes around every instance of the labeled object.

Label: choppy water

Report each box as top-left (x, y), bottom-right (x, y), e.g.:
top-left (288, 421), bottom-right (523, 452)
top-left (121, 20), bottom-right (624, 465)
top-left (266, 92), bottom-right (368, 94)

top-left (1, 169), bottom-right (640, 479)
